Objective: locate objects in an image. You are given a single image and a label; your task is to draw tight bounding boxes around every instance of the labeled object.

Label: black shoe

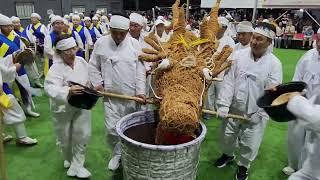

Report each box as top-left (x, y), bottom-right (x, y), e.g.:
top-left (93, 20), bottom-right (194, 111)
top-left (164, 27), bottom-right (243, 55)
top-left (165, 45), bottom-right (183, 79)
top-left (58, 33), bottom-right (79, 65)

top-left (236, 165), bottom-right (248, 180)
top-left (214, 154), bottom-right (235, 168)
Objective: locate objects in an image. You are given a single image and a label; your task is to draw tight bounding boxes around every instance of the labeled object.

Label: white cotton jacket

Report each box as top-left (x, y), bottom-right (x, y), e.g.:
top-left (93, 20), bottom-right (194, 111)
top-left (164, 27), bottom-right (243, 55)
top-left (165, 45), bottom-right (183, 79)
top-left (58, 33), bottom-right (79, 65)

top-left (217, 35), bottom-right (236, 52)
top-left (234, 42), bottom-right (250, 52)
top-left (287, 94), bottom-right (320, 178)
top-left (293, 48), bottom-right (320, 98)
top-left (44, 56), bottom-right (89, 113)
top-left (89, 35), bottom-right (146, 96)
top-left (0, 55), bottom-right (17, 85)
top-left (217, 48), bottom-right (283, 115)
top-left (44, 34), bottom-right (55, 58)
top-left (83, 27), bottom-right (93, 46)
top-left (26, 23), bottom-right (48, 44)
top-left (74, 31), bottom-right (84, 50)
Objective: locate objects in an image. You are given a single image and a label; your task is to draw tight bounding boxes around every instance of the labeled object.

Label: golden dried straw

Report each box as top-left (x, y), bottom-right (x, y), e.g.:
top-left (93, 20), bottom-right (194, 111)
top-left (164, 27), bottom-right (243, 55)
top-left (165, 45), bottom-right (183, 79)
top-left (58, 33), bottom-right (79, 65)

top-left (139, 0), bottom-right (233, 144)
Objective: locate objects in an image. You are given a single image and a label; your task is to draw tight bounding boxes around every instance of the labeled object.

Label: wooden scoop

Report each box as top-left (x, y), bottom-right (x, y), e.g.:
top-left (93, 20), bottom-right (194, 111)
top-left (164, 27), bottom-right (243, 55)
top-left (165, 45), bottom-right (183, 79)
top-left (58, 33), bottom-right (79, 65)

top-left (271, 92), bottom-right (300, 106)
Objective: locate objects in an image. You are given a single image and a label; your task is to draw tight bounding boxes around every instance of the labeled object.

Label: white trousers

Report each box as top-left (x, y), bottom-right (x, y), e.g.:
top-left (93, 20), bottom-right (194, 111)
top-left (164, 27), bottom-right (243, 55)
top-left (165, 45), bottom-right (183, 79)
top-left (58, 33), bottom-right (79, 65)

top-left (103, 97), bottom-right (138, 157)
top-left (52, 107), bottom-right (91, 167)
top-left (2, 94), bottom-right (26, 125)
top-left (287, 121), bottom-right (307, 170)
top-left (289, 170), bottom-right (318, 180)
top-left (220, 117), bottom-right (268, 168)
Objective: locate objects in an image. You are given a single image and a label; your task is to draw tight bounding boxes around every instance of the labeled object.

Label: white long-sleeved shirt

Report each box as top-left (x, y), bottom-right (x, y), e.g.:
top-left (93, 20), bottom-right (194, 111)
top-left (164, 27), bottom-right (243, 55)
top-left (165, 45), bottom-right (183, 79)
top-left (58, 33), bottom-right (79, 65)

top-left (0, 55), bottom-right (17, 85)
top-left (217, 48), bottom-right (283, 115)
top-left (292, 48), bottom-right (320, 98)
top-left (217, 34), bottom-right (236, 52)
top-left (83, 27), bottom-right (93, 46)
top-left (89, 35), bottom-right (146, 96)
top-left (26, 23), bottom-right (48, 44)
top-left (44, 55), bottom-right (89, 112)
top-left (287, 94), bottom-right (320, 178)
top-left (233, 42), bottom-right (250, 52)
top-left (74, 31), bottom-right (84, 50)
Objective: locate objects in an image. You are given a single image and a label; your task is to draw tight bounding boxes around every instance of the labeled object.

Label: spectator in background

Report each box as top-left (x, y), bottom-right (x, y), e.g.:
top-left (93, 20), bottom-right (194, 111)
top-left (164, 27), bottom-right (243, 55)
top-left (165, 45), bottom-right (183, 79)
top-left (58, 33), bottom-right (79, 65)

top-left (281, 14), bottom-right (289, 28)
top-left (292, 13), bottom-right (302, 32)
top-left (284, 20), bottom-right (296, 48)
top-left (302, 22), bottom-right (314, 49)
top-left (312, 28), bottom-right (320, 48)
top-left (242, 14), bottom-right (248, 21)
top-left (275, 22), bottom-right (284, 48)
top-left (90, 10), bottom-right (95, 19)
top-left (268, 15), bottom-right (274, 23)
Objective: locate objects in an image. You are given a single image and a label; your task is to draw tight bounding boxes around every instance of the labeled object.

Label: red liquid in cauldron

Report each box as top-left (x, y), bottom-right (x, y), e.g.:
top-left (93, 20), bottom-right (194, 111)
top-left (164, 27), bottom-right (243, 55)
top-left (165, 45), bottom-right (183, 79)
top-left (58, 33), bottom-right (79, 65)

top-left (124, 122), bottom-right (196, 145)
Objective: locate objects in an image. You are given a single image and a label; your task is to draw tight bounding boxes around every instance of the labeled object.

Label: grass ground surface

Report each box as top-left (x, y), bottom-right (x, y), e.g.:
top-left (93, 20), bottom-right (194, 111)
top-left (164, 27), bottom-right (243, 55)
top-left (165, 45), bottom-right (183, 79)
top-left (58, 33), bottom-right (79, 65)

top-left (4, 48), bottom-right (307, 180)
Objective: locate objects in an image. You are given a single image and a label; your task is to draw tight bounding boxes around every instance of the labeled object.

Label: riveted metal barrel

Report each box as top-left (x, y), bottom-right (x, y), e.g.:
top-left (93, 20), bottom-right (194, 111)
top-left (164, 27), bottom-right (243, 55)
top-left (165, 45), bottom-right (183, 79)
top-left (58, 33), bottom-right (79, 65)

top-left (116, 111), bottom-right (207, 180)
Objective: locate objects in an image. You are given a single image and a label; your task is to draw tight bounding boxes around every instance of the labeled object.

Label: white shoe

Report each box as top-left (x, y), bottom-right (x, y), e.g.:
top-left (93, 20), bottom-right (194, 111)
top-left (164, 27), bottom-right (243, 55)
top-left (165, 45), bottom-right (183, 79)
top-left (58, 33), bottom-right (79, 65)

top-left (66, 164), bottom-right (78, 177)
top-left (282, 166), bottom-right (296, 176)
top-left (35, 82), bottom-right (44, 88)
top-left (25, 109), bottom-right (40, 118)
top-left (77, 167), bottom-right (91, 178)
top-left (108, 155), bottom-right (121, 171)
top-left (2, 134), bottom-right (13, 143)
top-left (64, 160), bottom-right (70, 169)
top-left (67, 164), bottom-right (91, 179)
top-left (16, 137), bottom-right (38, 146)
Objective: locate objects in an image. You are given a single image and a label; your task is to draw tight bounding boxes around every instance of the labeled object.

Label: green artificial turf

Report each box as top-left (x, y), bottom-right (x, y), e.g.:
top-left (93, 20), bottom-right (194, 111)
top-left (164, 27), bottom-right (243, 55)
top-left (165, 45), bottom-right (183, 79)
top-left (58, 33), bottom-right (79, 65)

top-left (3, 48), bottom-right (307, 180)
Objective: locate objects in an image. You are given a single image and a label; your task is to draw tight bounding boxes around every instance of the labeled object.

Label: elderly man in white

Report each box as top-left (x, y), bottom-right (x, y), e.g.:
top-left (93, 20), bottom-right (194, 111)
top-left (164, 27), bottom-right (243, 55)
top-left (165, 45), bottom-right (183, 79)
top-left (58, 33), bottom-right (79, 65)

top-left (234, 21), bottom-right (254, 52)
top-left (214, 25), bottom-right (282, 180)
top-left (89, 14), bottom-right (146, 171)
top-left (204, 16), bottom-right (236, 120)
top-left (286, 88), bottom-right (320, 180)
top-left (282, 33), bottom-right (320, 176)
top-left (45, 35), bottom-right (92, 178)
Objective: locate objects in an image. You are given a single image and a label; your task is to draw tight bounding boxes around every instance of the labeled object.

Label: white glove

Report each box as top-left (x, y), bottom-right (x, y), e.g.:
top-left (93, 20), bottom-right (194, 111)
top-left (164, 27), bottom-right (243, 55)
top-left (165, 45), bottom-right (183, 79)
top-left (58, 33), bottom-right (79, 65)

top-left (203, 68), bottom-right (213, 81)
top-left (157, 58), bottom-right (171, 70)
top-left (217, 106), bottom-right (229, 119)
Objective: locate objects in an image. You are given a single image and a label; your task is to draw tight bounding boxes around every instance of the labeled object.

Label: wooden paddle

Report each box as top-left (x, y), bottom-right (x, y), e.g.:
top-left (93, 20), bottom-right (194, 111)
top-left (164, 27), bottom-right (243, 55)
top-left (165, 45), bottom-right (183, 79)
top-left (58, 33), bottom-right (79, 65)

top-left (99, 91), bottom-right (248, 121)
top-left (202, 109), bottom-right (248, 121)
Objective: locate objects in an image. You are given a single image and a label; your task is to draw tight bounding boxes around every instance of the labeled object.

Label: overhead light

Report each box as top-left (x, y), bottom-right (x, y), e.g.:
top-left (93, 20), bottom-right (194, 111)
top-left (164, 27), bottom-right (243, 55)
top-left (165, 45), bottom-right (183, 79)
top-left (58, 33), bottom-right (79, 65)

top-left (300, 9), bottom-right (304, 12)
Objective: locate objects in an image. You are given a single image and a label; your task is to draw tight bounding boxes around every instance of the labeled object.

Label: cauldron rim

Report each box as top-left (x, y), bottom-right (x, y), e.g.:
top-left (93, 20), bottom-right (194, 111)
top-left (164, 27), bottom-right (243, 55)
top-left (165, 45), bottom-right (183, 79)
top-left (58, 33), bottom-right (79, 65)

top-left (116, 110), bottom-right (207, 151)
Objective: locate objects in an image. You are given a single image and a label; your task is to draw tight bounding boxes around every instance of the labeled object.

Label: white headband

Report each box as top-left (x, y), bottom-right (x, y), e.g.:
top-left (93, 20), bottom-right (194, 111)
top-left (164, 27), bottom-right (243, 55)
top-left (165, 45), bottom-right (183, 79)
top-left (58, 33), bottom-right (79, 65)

top-left (31, 13), bottom-right (41, 20)
top-left (129, 13), bottom-right (144, 26)
top-left (63, 18), bottom-right (69, 25)
top-left (218, 17), bottom-right (229, 27)
top-left (64, 15), bottom-right (70, 19)
top-left (155, 19), bottom-right (164, 26)
top-left (0, 14), bottom-right (13, 25)
top-left (84, 17), bottom-right (91, 21)
top-left (254, 27), bottom-right (275, 39)
top-left (11, 16), bottom-right (20, 23)
top-left (56, 37), bottom-right (77, 51)
top-left (72, 15), bottom-right (80, 21)
top-left (237, 21), bottom-right (254, 33)
top-left (110, 15), bottom-right (129, 30)
top-left (51, 15), bottom-right (63, 24)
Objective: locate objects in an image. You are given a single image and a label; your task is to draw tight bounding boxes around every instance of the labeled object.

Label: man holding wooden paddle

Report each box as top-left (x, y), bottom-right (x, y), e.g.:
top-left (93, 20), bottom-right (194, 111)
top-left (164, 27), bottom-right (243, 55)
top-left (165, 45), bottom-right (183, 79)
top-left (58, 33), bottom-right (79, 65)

top-left (89, 13), bottom-right (146, 171)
